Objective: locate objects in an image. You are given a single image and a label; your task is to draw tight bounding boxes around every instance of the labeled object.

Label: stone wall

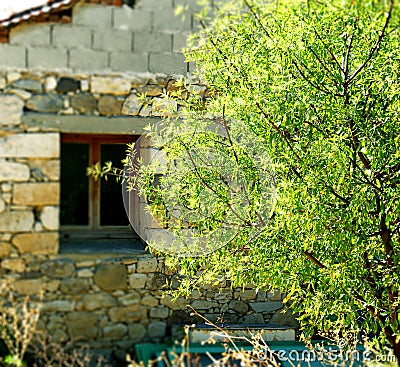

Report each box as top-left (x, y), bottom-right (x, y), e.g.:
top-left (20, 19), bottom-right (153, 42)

top-left (0, 0), bottom-right (296, 359)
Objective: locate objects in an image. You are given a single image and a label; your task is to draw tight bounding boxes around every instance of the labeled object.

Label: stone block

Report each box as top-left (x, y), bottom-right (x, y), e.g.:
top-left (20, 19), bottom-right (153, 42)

top-left (70, 93), bottom-right (97, 114)
top-left (69, 49), bottom-right (108, 71)
top-left (102, 323), bottom-right (127, 340)
top-left (94, 263), bottom-right (127, 291)
top-left (228, 300), bottom-right (249, 314)
top-left (1, 258), bottom-right (25, 272)
top-left (0, 133), bottom-right (59, 158)
top-left (52, 25), bottom-right (91, 48)
top-left (41, 259), bottom-right (75, 278)
top-left (121, 93), bottom-right (143, 115)
top-left (149, 53), bottom-right (187, 75)
top-left (60, 278), bottom-right (90, 294)
top-left (98, 95), bottom-right (121, 117)
top-left (241, 313), bottom-right (265, 324)
top-left (0, 211), bottom-right (34, 232)
top-left (0, 162), bottom-right (30, 182)
top-left (238, 289), bottom-right (257, 301)
top-left (11, 79), bottom-right (42, 93)
top-left (26, 93), bottom-right (63, 113)
top-left (267, 289), bottom-right (281, 301)
top-left (44, 76), bottom-right (57, 92)
top-left (137, 257), bottom-right (158, 273)
top-left (113, 8), bottom-right (152, 30)
top-left (140, 295), bottom-right (159, 307)
top-left (41, 300), bottom-right (75, 312)
top-left (91, 76), bottom-right (131, 95)
top-left (128, 323), bottom-right (146, 342)
top-left (109, 304), bottom-right (147, 322)
top-left (12, 233), bottom-right (59, 255)
top-left (93, 29), bottom-right (132, 51)
top-left (14, 279), bottom-right (42, 295)
top-left (152, 9), bottom-right (192, 32)
top-left (81, 293), bottom-right (117, 311)
top-left (0, 45), bottom-right (26, 68)
top-left (150, 306), bottom-right (169, 319)
top-left (0, 198), bottom-right (5, 213)
top-left (0, 95), bottom-right (24, 126)
top-left (10, 24), bottom-right (51, 46)
top-left (147, 321), bottom-right (167, 338)
top-left (269, 309), bottom-right (300, 328)
top-left (4, 89), bottom-right (32, 101)
top-left (128, 273), bottom-right (147, 288)
top-left (249, 301), bottom-right (283, 313)
top-left (191, 300), bottom-right (217, 310)
top-left (13, 183), bottom-right (59, 206)
top-left (73, 4), bottom-right (112, 27)
top-left (56, 77), bottom-right (80, 93)
top-left (146, 273), bottom-right (167, 290)
top-left (0, 242), bottom-right (12, 257)
top-left (28, 48), bottom-right (68, 69)
top-left (66, 312), bottom-right (99, 341)
top-left (27, 159), bottom-right (59, 181)
top-left (119, 292), bottom-right (141, 306)
top-left (134, 32), bottom-right (172, 53)
top-left (40, 206), bottom-right (59, 230)
top-left (160, 295), bottom-right (188, 310)
top-left (110, 52), bottom-right (148, 73)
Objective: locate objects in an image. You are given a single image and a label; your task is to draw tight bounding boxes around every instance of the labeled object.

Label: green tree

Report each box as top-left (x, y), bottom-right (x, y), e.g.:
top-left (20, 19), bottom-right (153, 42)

top-left (129, 0), bottom-right (400, 362)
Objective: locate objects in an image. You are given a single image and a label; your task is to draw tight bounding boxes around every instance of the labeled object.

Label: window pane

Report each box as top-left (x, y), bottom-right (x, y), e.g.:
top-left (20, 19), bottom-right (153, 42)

top-left (100, 144), bottom-right (129, 226)
top-left (60, 143), bottom-right (89, 225)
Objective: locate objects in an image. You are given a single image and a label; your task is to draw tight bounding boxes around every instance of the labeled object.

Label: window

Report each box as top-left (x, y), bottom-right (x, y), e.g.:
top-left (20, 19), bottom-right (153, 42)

top-left (60, 134), bottom-right (143, 251)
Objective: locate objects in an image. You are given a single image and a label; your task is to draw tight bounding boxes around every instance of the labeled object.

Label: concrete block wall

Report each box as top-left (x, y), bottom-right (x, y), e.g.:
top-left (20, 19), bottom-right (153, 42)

top-left (0, 0), bottom-right (201, 75)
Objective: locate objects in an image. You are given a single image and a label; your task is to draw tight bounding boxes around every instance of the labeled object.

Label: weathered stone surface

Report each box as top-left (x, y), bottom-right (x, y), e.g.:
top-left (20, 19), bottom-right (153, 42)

top-left (0, 162), bottom-right (30, 182)
top-left (41, 259), bottom-right (75, 278)
top-left (267, 289), bottom-right (281, 301)
top-left (191, 300), bottom-right (216, 310)
top-left (98, 95), bottom-right (121, 116)
top-left (94, 263), bottom-right (127, 291)
top-left (109, 304), bottom-right (147, 322)
top-left (27, 159), bottom-right (59, 181)
top-left (0, 133), bottom-right (59, 158)
top-left (13, 233), bottom-right (59, 255)
top-left (56, 77), bottom-right (80, 93)
top-left (0, 95), bottom-right (24, 126)
top-left (102, 323), bottom-right (127, 340)
top-left (141, 295), bottom-right (159, 307)
top-left (128, 273), bottom-right (147, 288)
top-left (237, 289), bottom-right (257, 301)
top-left (14, 279), bottom-right (42, 295)
top-left (0, 211), bottom-right (34, 232)
top-left (91, 77), bottom-right (131, 95)
top-left (60, 278), bottom-right (90, 294)
top-left (0, 242), bottom-right (12, 257)
top-left (1, 258), bottom-right (25, 272)
top-left (241, 313), bottom-right (265, 324)
top-left (13, 183), bottom-right (59, 206)
top-left (149, 306), bottom-right (169, 319)
top-left (70, 93), bottom-right (97, 114)
top-left (44, 76), bottom-right (57, 92)
top-left (0, 198), bottom-right (4, 213)
top-left (229, 300), bottom-right (249, 314)
top-left (5, 88), bottom-right (32, 100)
top-left (121, 94), bottom-right (142, 116)
top-left (26, 94), bottom-right (62, 113)
top-left (137, 257), bottom-right (158, 273)
top-left (11, 79), bottom-right (42, 93)
top-left (119, 292), bottom-right (141, 306)
top-left (269, 309), bottom-right (300, 328)
top-left (146, 273), bottom-right (166, 290)
top-left (41, 300), bottom-right (75, 312)
top-left (40, 206), bottom-right (59, 230)
top-left (128, 323), bottom-right (146, 342)
top-left (249, 301), bottom-right (283, 313)
top-left (147, 321), bottom-right (167, 338)
top-left (160, 295), bottom-right (187, 311)
top-left (66, 312), bottom-right (98, 341)
top-left (136, 85), bottom-right (163, 97)
top-left (77, 268), bottom-right (93, 277)
top-left (81, 293), bottom-right (117, 311)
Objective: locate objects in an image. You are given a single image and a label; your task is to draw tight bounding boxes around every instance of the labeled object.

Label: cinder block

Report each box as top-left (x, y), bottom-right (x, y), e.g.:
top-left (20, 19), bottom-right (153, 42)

top-left (134, 32), bottom-right (171, 53)
top-left (110, 52), bottom-right (148, 73)
top-left (153, 9), bottom-right (192, 32)
top-left (172, 33), bottom-right (190, 53)
top-left (10, 24), bottom-right (51, 46)
top-left (113, 8), bottom-right (152, 30)
top-left (69, 49), bottom-right (108, 71)
top-left (149, 53), bottom-right (187, 75)
top-left (72, 4), bottom-right (112, 28)
top-left (135, 0), bottom-right (173, 9)
top-left (0, 45), bottom-right (26, 68)
top-left (28, 48), bottom-right (68, 69)
top-left (52, 25), bottom-right (91, 49)
top-left (93, 29), bottom-right (132, 51)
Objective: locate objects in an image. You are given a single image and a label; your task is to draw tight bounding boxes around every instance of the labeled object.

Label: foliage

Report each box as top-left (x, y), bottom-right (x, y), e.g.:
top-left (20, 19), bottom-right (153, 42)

top-left (131, 0), bottom-right (400, 362)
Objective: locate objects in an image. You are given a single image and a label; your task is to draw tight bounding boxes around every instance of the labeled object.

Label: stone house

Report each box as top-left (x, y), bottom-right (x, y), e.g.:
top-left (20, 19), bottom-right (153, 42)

top-left (0, 0), bottom-right (295, 359)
